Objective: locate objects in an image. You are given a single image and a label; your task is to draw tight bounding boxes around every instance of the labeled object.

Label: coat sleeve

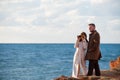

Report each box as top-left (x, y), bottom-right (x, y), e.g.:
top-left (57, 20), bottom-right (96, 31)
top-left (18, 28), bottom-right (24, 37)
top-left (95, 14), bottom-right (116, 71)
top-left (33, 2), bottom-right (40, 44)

top-left (93, 33), bottom-right (100, 50)
top-left (74, 40), bottom-right (79, 48)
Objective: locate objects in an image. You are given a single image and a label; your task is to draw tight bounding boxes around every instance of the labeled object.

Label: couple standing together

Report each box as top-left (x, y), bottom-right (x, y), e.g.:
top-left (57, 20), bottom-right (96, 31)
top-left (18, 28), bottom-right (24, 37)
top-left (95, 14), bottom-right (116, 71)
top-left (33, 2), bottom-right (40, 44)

top-left (72, 23), bottom-right (102, 78)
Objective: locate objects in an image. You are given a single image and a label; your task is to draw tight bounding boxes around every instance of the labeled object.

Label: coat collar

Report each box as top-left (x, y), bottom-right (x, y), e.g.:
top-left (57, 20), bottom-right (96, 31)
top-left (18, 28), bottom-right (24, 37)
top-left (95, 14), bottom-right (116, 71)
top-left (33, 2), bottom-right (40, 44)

top-left (90, 30), bottom-right (97, 36)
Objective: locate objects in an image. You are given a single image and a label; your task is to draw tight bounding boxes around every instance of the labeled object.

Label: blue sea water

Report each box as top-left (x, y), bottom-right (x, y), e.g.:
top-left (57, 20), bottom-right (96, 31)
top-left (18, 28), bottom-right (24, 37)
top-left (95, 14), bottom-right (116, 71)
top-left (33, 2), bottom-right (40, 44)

top-left (0, 44), bottom-right (120, 80)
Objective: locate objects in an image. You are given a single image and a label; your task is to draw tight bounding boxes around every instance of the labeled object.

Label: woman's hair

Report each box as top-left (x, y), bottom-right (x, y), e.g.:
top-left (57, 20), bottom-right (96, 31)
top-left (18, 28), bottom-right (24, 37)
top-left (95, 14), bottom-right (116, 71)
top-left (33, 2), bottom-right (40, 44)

top-left (81, 32), bottom-right (88, 43)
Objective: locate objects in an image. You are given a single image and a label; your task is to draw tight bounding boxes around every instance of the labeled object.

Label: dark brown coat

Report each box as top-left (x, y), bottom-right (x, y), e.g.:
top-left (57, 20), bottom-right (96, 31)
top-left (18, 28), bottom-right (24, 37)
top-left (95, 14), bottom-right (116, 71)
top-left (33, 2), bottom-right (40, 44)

top-left (85, 30), bottom-right (102, 60)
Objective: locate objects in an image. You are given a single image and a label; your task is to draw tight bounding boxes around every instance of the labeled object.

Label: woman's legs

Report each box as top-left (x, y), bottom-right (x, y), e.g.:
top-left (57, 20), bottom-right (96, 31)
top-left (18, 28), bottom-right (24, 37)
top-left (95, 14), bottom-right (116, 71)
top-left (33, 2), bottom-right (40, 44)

top-left (81, 59), bottom-right (87, 75)
top-left (77, 64), bottom-right (80, 77)
top-left (72, 63), bottom-right (79, 78)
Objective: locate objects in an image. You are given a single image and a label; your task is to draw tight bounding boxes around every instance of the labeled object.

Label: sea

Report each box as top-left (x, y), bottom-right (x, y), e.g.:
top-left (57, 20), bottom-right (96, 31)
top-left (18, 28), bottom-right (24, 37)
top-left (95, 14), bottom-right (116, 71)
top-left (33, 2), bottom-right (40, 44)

top-left (0, 44), bottom-right (120, 80)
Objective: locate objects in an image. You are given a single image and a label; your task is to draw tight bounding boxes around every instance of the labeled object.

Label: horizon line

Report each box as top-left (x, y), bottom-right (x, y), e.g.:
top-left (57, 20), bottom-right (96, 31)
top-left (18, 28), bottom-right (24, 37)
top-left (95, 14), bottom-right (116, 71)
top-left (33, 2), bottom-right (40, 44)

top-left (0, 43), bottom-right (120, 44)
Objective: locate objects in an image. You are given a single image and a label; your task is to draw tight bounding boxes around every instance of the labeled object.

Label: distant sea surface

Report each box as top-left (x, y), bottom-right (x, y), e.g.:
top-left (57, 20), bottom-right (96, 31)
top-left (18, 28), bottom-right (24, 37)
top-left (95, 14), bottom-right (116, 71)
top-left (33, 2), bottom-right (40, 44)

top-left (0, 44), bottom-right (120, 80)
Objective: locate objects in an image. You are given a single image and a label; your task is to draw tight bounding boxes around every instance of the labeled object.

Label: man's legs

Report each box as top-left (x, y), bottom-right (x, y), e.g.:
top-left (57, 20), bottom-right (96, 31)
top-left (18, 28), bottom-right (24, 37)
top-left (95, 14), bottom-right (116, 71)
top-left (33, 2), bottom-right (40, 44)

top-left (87, 60), bottom-right (94, 76)
top-left (94, 60), bottom-right (101, 76)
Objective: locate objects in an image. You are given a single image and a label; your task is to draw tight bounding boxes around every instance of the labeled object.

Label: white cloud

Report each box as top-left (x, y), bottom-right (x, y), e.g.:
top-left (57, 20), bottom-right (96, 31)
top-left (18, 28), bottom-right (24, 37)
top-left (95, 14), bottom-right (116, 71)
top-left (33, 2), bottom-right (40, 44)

top-left (87, 16), bottom-right (96, 23)
top-left (91, 0), bottom-right (108, 4)
top-left (109, 19), bottom-right (120, 25)
top-left (0, 0), bottom-right (120, 43)
top-left (0, 26), bottom-right (74, 43)
top-left (107, 19), bottom-right (120, 31)
top-left (66, 9), bottom-right (79, 16)
top-left (0, 0), bottom-right (33, 3)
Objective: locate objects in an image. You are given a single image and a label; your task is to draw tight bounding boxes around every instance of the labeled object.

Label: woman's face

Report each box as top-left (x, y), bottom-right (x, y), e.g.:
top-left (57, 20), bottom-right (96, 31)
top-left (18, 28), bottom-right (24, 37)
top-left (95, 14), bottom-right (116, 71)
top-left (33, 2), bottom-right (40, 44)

top-left (77, 36), bottom-right (82, 41)
top-left (80, 34), bottom-right (85, 39)
top-left (77, 36), bottom-right (81, 39)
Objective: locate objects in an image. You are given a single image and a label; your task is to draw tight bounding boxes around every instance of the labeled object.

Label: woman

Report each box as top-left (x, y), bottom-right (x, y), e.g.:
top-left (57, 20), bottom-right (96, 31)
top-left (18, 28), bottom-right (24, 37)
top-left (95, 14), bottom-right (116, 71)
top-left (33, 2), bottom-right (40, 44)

top-left (72, 32), bottom-right (88, 78)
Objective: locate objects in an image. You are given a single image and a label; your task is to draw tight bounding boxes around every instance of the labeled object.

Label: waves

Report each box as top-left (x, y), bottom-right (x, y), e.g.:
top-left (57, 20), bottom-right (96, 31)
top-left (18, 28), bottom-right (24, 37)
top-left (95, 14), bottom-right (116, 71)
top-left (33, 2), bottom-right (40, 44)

top-left (0, 44), bottom-right (120, 80)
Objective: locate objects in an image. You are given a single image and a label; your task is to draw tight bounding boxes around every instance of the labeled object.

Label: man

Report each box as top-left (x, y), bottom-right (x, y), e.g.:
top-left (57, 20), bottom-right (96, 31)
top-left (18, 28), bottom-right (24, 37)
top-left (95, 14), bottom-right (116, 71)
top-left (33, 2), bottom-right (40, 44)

top-left (85, 23), bottom-right (102, 76)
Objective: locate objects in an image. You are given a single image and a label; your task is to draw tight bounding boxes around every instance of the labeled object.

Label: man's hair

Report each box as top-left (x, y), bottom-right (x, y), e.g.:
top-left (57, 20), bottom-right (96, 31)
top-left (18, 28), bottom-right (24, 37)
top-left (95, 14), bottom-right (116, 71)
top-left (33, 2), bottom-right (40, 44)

top-left (89, 23), bottom-right (95, 27)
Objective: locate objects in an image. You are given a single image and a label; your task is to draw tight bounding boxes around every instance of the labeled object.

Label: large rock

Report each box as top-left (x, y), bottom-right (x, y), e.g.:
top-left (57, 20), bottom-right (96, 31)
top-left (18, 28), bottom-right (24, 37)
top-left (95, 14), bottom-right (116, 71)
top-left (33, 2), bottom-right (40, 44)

top-left (54, 75), bottom-right (115, 80)
top-left (110, 56), bottom-right (120, 72)
top-left (54, 56), bottom-right (120, 80)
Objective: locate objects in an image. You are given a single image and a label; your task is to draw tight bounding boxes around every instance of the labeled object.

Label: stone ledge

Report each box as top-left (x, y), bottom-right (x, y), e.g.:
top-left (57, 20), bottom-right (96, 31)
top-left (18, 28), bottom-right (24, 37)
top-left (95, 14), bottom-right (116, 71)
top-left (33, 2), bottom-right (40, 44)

top-left (54, 75), bottom-right (117, 80)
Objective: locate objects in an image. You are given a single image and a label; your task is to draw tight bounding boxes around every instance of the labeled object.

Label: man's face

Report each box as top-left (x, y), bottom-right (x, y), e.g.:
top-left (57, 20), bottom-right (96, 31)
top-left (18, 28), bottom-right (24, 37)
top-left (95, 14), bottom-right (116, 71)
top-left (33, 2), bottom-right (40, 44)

top-left (89, 25), bottom-right (95, 32)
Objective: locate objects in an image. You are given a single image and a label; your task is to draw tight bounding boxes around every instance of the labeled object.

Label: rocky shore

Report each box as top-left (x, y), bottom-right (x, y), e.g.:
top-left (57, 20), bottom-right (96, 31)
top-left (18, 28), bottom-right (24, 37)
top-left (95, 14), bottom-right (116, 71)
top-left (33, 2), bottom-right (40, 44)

top-left (54, 56), bottom-right (120, 80)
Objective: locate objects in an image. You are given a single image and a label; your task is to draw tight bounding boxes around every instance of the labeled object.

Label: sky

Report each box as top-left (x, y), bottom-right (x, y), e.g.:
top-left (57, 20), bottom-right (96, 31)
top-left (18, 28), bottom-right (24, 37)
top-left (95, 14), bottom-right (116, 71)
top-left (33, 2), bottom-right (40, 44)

top-left (0, 0), bottom-right (120, 43)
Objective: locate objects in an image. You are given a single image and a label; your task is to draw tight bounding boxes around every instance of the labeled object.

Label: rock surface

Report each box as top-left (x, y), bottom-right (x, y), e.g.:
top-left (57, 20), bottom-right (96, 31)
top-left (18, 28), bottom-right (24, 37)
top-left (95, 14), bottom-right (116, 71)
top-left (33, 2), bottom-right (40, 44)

top-left (54, 75), bottom-right (117, 80)
top-left (54, 56), bottom-right (120, 80)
